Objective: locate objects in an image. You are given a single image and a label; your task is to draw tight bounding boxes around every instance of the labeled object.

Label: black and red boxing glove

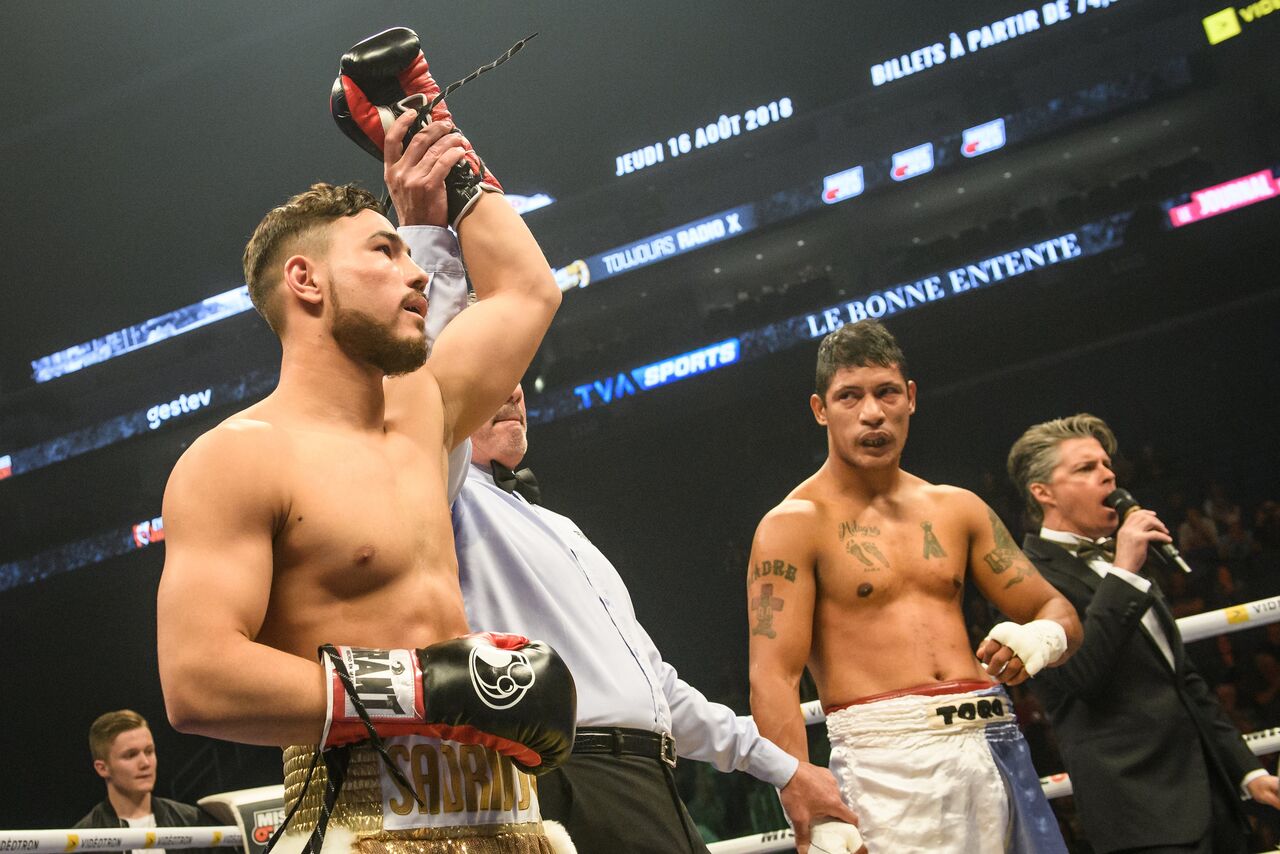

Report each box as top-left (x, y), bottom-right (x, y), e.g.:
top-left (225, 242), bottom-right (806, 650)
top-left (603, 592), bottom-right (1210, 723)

top-left (320, 632), bottom-right (575, 774)
top-left (330, 26), bottom-right (502, 226)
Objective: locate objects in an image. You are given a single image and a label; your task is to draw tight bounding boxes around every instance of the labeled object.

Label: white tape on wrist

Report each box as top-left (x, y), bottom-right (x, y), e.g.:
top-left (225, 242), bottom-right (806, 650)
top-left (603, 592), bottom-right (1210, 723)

top-left (811, 819), bottom-right (864, 853)
top-left (983, 619), bottom-right (1068, 676)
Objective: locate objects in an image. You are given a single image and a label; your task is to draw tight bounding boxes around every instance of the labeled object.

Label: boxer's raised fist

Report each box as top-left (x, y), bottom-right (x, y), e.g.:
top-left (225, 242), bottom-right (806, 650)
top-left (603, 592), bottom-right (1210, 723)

top-left (331, 27), bottom-right (502, 225)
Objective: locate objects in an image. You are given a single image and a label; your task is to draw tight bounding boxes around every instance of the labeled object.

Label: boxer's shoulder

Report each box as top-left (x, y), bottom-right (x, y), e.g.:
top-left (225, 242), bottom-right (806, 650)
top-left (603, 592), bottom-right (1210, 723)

top-left (173, 412), bottom-right (286, 484)
top-left (756, 495), bottom-right (823, 540)
top-left (903, 479), bottom-right (985, 521)
top-left (165, 408), bottom-right (304, 530)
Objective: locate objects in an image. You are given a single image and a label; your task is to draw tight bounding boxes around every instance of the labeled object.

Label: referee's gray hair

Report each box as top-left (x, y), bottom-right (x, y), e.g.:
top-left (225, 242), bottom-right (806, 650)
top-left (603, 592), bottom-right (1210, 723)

top-left (1007, 413), bottom-right (1117, 523)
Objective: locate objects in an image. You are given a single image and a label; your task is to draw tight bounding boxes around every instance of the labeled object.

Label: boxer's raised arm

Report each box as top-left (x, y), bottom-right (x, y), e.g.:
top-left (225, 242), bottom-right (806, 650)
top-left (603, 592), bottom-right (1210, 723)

top-left (377, 111), bottom-right (557, 452)
top-left (964, 494), bottom-right (1082, 684)
top-left (377, 98), bottom-right (559, 450)
top-left (429, 191), bottom-right (559, 448)
top-left (748, 502), bottom-right (819, 761)
top-left (157, 424), bottom-right (328, 746)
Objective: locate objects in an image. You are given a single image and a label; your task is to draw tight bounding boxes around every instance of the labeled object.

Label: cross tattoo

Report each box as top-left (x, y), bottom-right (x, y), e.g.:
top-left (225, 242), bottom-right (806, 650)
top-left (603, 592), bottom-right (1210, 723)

top-left (751, 583), bottom-right (784, 638)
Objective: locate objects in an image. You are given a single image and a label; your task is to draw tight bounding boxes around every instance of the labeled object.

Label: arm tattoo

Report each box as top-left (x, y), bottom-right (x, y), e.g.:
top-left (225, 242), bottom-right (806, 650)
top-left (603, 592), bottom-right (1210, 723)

top-left (922, 521), bottom-right (947, 559)
top-left (751, 559), bottom-right (799, 583)
top-left (982, 508), bottom-right (1037, 588)
top-left (751, 583), bottom-right (784, 638)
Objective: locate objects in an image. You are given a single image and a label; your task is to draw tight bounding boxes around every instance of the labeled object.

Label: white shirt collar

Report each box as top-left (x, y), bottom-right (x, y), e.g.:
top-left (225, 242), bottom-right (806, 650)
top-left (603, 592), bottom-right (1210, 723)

top-left (1040, 527), bottom-right (1113, 552)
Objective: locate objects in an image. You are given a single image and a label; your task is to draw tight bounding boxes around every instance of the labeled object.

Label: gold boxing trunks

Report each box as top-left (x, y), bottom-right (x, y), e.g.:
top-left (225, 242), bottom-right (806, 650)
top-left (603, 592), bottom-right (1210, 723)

top-left (275, 737), bottom-right (554, 854)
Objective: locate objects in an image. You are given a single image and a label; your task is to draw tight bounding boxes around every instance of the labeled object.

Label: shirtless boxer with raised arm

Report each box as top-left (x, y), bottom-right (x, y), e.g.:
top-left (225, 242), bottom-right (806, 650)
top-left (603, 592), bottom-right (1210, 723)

top-left (748, 320), bottom-right (1082, 854)
top-left (157, 99), bottom-right (571, 854)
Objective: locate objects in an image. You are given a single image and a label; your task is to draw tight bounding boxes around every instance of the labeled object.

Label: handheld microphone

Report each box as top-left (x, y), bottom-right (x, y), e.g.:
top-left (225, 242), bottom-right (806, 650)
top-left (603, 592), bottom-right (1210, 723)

top-left (1104, 488), bottom-right (1193, 574)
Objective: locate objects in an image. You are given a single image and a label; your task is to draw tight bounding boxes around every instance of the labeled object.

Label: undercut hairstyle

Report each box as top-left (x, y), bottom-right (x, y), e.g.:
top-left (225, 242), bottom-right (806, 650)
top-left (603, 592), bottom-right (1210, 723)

top-left (1007, 413), bottom-right (1118, 523)
top-left (89, 709), bottom-right (149, 761)
top-left (814, 320), bottom-right (908, 397)
top-left (242, 183), bottom-right (384, 334)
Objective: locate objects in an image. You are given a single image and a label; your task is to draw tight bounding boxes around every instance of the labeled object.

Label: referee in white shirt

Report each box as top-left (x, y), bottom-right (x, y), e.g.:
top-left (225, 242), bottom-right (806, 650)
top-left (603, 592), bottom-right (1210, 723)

top-left (450, 386), bottom-right (858, 853)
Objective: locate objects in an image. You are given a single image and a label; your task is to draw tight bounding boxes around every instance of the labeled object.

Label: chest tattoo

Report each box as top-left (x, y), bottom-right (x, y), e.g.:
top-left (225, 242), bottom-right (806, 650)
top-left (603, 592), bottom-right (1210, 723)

top-left (839, 520), bottom-right (881, 540)
top-left (846, 539), bottom-right (890, 571)
top-left (922, 521), bottom-right (947, 559)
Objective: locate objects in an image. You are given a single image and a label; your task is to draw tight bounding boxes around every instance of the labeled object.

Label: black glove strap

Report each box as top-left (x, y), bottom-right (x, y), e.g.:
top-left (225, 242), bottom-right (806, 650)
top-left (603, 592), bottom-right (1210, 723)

top-left (399, 33), bottom-right (539, 153)
top-left (319, 645), bottom-right (427, 811)
top-left (263, 744), bottom-right (321, 854)
top-left (309, 747), bottom-right (351, 854)
top-left (426, 32), bottom-right (538, 116)
top-left (260, 743), bottom-right (353, 854)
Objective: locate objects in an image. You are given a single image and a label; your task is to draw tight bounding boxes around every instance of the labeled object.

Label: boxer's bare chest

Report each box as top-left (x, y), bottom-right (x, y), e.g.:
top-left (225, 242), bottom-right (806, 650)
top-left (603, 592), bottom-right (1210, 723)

top-left (814, 495), bottom-right (968, 608)
top-left (270, 427), bottom-right (456, 610)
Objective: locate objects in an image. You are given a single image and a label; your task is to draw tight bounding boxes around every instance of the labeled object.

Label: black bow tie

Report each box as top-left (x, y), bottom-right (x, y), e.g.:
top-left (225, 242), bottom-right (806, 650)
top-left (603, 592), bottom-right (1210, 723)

top-left (1073, 537), bottom-right (1116, 564)
top-left (491, 461), bottom-right (541, 505)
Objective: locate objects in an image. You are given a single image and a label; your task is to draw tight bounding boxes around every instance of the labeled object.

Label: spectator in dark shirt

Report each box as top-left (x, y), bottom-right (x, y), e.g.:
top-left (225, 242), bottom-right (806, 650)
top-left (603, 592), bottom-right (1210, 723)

top-left (74, 710), bottom-right (216, 853)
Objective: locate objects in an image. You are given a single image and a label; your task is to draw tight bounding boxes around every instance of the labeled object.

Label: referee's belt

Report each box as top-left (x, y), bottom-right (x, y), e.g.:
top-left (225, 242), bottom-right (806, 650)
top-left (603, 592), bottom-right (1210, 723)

top-left (573, 727), bottom-right (678, 768)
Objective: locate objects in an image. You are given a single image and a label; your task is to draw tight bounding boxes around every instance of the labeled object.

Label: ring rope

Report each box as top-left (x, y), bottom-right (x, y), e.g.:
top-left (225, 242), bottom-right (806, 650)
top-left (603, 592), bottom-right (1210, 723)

top-left (0, 827), bottom-right (241, 853)
top-left (6, 596), bottom-right (1278, 854)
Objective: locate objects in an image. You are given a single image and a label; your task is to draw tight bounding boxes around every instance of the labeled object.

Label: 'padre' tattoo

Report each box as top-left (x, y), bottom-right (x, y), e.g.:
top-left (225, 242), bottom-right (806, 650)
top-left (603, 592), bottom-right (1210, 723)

top-left (983, 508), bottom-right (1035, 588)
top-left (922, 521), bottom-right (947, 559)
top-left (751, 583), bottom-right (784, 638)
top-left (751, 559), bottom-right (798, 583)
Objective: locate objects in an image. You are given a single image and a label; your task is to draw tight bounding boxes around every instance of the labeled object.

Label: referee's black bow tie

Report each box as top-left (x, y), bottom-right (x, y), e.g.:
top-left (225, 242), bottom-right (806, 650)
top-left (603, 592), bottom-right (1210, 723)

top-left (492, 461), bottom-right (541, 505)
top-left (1073, 537), bottom-right (1116, 564)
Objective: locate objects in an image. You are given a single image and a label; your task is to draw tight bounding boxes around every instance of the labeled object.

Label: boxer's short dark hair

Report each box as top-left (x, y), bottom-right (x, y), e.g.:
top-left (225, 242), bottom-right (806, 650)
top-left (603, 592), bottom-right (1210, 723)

top-left (814, 320), bottom-right (908, 397)
top-left (1008, 413), bottom-right (1118, 523)
top-left (89, 709), bottom-right (149, 761)
top-left (242, 183), bottom-right (384, 334)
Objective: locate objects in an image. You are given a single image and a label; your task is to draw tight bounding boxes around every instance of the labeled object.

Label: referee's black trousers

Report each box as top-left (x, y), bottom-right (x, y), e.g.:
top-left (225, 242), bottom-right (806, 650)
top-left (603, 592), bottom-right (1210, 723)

top-left (537, 752), bottom-right (711, 854)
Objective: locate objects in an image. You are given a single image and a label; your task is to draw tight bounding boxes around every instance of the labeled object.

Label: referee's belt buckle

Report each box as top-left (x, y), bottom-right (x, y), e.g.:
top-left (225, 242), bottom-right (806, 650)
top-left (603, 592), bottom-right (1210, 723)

top-left (660, 731), bottom-right (677, 768)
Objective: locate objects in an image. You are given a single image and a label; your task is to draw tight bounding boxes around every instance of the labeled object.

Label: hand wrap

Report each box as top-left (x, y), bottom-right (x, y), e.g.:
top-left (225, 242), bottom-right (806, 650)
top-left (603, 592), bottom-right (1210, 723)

top-left (982, 619), bottom-right (1068, 677)
top-left (811, 819), bottom-right (865, 853)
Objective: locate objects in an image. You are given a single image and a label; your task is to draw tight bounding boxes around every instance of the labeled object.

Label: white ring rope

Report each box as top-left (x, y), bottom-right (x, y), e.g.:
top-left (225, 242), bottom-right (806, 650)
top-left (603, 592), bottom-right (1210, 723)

top-left (5, 596), bottom-right (1279, 854)
top-left (0, 828), bottom-right (241, 853)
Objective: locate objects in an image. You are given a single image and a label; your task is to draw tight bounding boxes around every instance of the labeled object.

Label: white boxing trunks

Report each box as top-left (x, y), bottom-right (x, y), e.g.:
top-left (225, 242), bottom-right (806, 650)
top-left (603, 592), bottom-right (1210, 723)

top-left (826, 680), bottom-right (1066, 854)
top-left (273, 737), bottom-right (554, 854)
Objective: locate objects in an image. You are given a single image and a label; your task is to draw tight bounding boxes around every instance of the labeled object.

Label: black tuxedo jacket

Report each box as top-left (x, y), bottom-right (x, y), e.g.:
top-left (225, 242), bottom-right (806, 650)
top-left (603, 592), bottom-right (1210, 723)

top-left (1023, 534), bottom-right (1259, 852)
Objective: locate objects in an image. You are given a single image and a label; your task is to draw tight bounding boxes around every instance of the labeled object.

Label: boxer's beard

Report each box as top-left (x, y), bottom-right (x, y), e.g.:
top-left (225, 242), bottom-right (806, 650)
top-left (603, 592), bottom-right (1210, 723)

top-left (329, 287), bottom-right (427, 377)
